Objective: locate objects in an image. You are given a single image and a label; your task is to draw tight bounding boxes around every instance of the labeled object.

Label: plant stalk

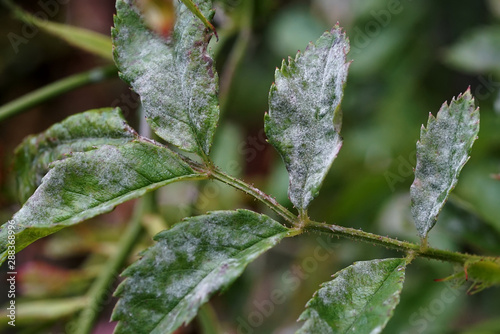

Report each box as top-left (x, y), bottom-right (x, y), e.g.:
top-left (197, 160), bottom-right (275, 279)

top-left (210, 168), bottom-right (297, 226)
top-left (0, 65), bottom-right (117, 122)
top-left (305, 221), bottom-right (482, 264)
top-left (197, 303), bottom-right (222, 334)
top-left (209, 168), bottom-right (492, 265)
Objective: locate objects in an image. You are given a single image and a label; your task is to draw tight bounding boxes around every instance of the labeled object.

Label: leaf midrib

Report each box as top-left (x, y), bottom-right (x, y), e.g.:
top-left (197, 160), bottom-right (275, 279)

top-left (340, 261), bottom-right (403, 334)
top-left (149, 230), bottom-right (287, 334)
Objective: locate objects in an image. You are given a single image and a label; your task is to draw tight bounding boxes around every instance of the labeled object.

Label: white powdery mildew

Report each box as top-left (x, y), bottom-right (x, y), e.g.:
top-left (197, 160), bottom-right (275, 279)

top-left (297, 259), bottom-right (406, 334)
top-left (410, 90), bottom-right (479, 238)
top-left (113, 210), bottom-right (289, 334)
top-left (113, 0), bottom-right (219, 156)
top-left (15, 108), bottom-right (136, 203)
top-left (266, 26), bottom-right (350, 210)
top-left (2, 141), bottom-right (195, 257)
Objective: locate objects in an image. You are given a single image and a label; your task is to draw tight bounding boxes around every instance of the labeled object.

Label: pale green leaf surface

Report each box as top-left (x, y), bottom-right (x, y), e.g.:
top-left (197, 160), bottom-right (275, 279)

top-left (0, 140), bottom-right (199, 265)
top-left (112, 210), bottom-right (289, 334)
top-left (297, 258), bottom-right (406, 334)
top-left (410, 90), bottom-right (479, 238)
top-left (112, 0), bottom-right (219, 156)
top-left (14, 108), bottom-right (137, 204)
top-left (265, 26), bottom-right (350, 210)
top-left (6, 0), bottom-right (112, 60)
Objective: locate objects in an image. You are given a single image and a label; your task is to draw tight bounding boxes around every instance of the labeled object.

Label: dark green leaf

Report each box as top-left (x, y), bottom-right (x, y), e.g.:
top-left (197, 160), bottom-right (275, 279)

top-left (0, 140), bottom-right (200, 265)
top-left (112, 210), bottom-right (289, 334)
top-left (14, 108), bottom-right (137, 203)
top-left (410, 90), bottom-right (479, 239)
top-left (112, 0), bottom-right (219, 157)
top-left (265, 26), bottom-right (350, 211)
top-left (297, 258), bottom-right (406, 334)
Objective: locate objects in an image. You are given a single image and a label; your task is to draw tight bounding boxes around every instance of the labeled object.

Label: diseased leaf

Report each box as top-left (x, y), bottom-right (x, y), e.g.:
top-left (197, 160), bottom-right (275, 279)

top-left (265, 26), bottom-right (350, 211)
top-left (14, 108), bottom-right (137, 204)
top-left (112, 0), bottom-right (219, 157)
top-left (410, 89), bottom-right (479, 239)
top-left (179, 0), bottom-right (217, 38)
top-left (297, 258), bottom-right (406, 334)
top-left (112, 210), bottom-right (289, 334)
top-left (0, 140), bottom-right (200, 265)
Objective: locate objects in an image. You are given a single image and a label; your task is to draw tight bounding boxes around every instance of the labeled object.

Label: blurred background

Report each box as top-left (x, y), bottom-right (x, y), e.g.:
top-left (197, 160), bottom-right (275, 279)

top-left (1, 0), bottom-right (500, 333)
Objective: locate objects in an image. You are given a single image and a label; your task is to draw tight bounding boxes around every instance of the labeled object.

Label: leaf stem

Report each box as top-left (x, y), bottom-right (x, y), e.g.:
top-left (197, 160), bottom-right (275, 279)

top-left (210, 168), bottom-right (297, 227)
top-left (0, 65), bottom-right (117, 122)
top-left (197, 303), bottom-right (223, 334)
top-left (74, 196), bottom-right (149, 334)
top-left (207, 167), bottom-right (492, 265)
top-left (304, 221), bottom-right (482, 264)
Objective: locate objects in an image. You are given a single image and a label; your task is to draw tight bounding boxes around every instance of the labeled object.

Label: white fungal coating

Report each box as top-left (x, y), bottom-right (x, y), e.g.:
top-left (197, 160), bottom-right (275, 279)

top-left (297, 259), bottom-right (406, 334)
top-left (113, 0), bottom-right (219, 156)
top-left (265, 26), bottom-right (350, 210)
top-left (410, 90), bottom-right (479, 238)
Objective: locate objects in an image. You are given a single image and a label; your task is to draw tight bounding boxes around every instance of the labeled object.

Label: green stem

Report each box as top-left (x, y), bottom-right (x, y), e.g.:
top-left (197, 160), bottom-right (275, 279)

top-left (305, 221), bottom-right (480, 264)
top-left (208, 168), bottom-right (491, 265)
top-left (74, 196), bottom-right (150, 334)
top-left (197, 303), bottom-right (222, 334)
top-left (210, 168), bottom-right (297, 226)
top-left (0, 65), bottom-right (117, 122)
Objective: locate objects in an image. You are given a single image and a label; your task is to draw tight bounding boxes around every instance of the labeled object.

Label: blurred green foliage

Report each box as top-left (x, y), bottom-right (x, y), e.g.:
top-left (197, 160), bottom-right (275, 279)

top-left (1, 0), bottom-right (500, 333)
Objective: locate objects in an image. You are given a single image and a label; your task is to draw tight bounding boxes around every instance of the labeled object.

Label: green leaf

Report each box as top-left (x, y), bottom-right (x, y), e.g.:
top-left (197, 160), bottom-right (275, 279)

top-left (410, 89), bottom-right (479, 239)
top-left (14, 108), bottom-right (137, 204)
top-left (0, 140), bottom-right (201, 265)
top-left (4, 0), bottom-right (112, 60)
top-left (297, 258), bottom-right (406, 334)
top-left (112, 0), bottom-right (219, 157)
top-left (112, 210), bottom-right (289, 334)
top-left (265, 26), bottom-right (350, 211)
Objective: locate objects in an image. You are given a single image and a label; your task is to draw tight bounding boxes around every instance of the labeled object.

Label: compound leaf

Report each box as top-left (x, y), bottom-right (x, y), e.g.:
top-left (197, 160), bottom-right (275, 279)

top-left (0, 140), bottom-right (200, 265)
top-left (14, 108), bottom-right (137, 204)
top-left (112, 0), bottom-right (219, 157)
top-left (410, 89), bottom-right (479, 239)
top-left (112, 210), bottom-right (289, 334)
top-left (297, 258), bottom-right (406, 334)
top-left (265, 26), bottom-right (350, 211)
